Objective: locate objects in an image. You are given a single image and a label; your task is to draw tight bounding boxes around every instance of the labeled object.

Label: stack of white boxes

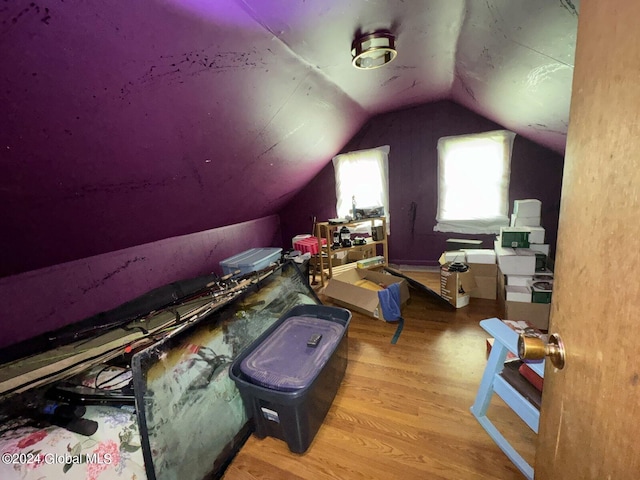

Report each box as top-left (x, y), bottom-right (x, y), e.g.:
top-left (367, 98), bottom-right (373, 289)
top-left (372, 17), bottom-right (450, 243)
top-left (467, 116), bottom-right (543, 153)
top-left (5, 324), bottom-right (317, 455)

top-left (510, 199), bottom-right (549, 256)
top-left (494, 199), bottom-right (553, 330)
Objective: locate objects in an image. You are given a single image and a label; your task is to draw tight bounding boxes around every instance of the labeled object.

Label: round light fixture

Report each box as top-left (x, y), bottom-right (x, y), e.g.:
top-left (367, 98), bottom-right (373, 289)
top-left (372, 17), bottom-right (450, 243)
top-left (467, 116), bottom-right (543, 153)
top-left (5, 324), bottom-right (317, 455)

top-left (351, 32), bottom-right (397, 70)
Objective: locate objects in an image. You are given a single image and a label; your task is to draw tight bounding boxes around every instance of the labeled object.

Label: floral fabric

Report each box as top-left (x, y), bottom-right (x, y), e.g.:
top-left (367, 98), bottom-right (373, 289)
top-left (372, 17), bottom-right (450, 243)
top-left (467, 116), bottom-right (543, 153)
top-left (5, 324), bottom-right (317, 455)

top-left (0, 405), bottom-right (146, 480)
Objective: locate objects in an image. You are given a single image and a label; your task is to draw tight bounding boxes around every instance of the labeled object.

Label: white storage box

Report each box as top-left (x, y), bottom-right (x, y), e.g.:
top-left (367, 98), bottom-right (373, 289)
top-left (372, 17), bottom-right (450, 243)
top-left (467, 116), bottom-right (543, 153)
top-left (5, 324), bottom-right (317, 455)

top-left (494, 242), bottom-right (536, 275)
top-left (510, 214), bottom-right (541, 227)
top-left (513, 199), bottom-right (542, 217)
top-left (506, 285), bottom-right (532, 303)
top-left (220, 247), bottom-right (282, 275)
top-left (462, 249), bottom-right (496, 264)
top-left (526, 226), bottom-right (546, 244)
top-left (441, 250), bottom-right (466, 263)
top-left (506, 275), bottom-right (534, 286)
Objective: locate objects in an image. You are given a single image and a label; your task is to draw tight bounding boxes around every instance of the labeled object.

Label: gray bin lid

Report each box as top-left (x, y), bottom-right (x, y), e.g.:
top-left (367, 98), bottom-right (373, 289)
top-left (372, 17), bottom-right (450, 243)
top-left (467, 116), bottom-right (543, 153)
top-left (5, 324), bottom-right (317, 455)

top-left (240, 316), bottom-right (344, 392)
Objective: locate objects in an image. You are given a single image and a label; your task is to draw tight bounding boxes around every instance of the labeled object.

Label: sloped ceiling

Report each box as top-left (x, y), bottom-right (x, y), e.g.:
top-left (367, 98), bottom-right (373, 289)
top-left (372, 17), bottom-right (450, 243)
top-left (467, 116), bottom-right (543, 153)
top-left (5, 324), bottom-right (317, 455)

top-left (0, 0), bottom-right (578, 277)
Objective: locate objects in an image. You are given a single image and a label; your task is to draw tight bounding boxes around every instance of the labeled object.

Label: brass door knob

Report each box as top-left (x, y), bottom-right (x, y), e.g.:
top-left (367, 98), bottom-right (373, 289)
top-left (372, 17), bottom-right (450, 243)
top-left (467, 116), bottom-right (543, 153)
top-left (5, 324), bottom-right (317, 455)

top-left (517, 333), bottom-right (566, 369)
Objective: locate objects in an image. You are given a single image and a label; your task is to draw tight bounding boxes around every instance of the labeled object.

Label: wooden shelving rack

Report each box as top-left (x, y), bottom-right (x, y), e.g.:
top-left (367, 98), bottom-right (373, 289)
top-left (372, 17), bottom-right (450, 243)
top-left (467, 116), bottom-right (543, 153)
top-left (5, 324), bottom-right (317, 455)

top-left (315, 217), bottom-right (388, 286)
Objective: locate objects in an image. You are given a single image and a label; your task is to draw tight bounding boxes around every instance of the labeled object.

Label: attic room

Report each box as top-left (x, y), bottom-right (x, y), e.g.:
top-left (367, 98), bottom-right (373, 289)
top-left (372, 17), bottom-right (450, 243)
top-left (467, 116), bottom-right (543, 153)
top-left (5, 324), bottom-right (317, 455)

top-left (2, 0), bottom-right (640, 479)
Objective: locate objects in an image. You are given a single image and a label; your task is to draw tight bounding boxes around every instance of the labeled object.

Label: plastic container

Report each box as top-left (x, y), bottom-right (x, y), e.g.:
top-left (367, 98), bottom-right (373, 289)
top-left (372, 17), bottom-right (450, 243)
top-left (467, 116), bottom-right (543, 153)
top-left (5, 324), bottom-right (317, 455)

top-left (220, 247), bottom-right (282, 275)
top-left (291, 234), bottom-right (311, 248)
top-left (293, 236), bottom-right (326, 255)
top-left (229, 305), bottom-right (351, 453)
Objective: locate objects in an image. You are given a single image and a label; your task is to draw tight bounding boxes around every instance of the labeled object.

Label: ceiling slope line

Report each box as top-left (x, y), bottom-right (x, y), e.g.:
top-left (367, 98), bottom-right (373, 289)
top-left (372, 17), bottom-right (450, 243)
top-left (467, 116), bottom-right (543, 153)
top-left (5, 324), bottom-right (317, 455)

top-left (233, 0), bottom-right (369, 117)
top-left (447, 0), bottom-right (471, 96)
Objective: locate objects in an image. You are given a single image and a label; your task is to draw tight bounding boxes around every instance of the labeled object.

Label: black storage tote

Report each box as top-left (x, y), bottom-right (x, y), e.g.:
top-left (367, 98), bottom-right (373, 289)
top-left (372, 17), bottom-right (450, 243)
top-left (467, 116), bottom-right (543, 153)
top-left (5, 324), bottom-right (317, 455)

top-left (230, 304), bottom-right (350, 453)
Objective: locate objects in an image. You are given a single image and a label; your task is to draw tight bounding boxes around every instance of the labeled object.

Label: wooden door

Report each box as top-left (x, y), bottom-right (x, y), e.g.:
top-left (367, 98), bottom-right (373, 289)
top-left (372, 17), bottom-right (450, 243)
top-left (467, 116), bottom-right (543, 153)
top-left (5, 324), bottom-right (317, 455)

top-left (535, 1), bottom-right (640, 478)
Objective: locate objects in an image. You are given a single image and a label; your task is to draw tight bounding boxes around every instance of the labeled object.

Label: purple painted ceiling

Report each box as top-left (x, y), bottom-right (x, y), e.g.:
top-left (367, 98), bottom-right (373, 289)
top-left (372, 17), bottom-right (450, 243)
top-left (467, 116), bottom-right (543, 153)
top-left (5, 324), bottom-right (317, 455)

top-left (0, 0), bottom-right (578, 277)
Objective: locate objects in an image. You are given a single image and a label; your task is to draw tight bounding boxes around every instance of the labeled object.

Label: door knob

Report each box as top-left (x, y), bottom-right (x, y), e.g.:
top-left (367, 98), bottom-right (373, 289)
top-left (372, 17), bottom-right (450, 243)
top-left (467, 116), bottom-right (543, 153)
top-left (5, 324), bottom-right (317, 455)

top-left (517, 333), bottom-right (566, 369)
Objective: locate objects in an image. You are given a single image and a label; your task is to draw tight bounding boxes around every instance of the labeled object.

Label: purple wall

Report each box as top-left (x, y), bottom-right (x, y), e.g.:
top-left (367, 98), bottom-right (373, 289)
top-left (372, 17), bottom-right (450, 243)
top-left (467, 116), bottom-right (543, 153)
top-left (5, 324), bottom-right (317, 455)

top-left (0, 0), bottom-right (365, 279)
top-left (279, 101), bottom-right (564, 264)
top-left (0, 216), bottom-right (280, 349)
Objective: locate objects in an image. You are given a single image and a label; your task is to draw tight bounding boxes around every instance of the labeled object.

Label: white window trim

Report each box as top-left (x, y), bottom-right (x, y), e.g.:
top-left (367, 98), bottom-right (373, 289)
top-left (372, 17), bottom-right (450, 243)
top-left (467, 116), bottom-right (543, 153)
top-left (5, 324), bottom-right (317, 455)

top-left (434, 130), bottom-right (515, 235)
top-left (332, 145), bottom-right (390, 233)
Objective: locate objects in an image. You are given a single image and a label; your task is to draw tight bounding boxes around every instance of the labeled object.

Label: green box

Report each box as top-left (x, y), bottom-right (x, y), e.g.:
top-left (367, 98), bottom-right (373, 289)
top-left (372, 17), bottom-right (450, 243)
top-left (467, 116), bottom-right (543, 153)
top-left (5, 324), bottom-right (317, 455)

top-left (535, 253), bottom-right (547, 271)
top-left (501, 231), bottom-right (530, 248)
top-left (531, 279), bottom-right (553, 304)
top-left (531, 290), bottom-right (552, 304)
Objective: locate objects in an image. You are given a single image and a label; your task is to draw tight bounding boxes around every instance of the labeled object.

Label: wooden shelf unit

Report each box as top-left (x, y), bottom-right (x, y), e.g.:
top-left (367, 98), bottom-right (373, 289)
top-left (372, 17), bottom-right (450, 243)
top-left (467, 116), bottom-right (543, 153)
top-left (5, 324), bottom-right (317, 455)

top-left (315, 217), bottom-right (388, 286)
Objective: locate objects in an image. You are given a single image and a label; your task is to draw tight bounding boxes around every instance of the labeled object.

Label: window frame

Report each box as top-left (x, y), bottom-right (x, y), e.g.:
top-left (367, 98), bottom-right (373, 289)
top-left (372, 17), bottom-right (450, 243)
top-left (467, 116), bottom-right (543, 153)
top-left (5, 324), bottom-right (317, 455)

top-left (332, 145), bottom-right (390, 232)
top-left (434, 130), bottom-right (516, 235)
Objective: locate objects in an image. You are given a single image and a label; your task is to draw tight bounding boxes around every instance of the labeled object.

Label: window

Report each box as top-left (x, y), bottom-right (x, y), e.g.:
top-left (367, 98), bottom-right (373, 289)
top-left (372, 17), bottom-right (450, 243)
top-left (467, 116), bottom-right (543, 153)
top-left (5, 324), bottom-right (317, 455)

top-left (434, 130), bottom-right (515, 234)
top-left (332, 145), bottom-right (390, 231)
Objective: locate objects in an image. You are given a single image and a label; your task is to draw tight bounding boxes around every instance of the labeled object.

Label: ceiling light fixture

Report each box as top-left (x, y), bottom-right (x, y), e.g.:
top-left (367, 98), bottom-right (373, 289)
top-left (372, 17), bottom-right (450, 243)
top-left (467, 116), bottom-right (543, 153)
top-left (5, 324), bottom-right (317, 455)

top-left (351, 32), bottom-right (397, 70)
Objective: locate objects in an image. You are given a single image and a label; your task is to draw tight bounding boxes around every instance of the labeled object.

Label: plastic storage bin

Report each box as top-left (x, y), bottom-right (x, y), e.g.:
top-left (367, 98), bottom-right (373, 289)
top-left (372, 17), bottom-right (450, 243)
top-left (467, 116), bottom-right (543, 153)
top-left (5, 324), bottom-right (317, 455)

top-left (229, 304), bottom-right (351, 453)
top-left (292, 236), bottom-right (326, 255)
top-left (220, 247), bottom-right (282, 276)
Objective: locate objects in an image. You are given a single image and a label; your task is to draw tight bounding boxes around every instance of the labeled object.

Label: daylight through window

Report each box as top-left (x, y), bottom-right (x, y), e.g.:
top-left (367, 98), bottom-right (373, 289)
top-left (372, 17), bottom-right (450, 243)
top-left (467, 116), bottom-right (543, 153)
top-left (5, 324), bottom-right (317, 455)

top-left (333, 145), bottom-right (390, 232)
top-left (434, 130), bottom-right (515, 234)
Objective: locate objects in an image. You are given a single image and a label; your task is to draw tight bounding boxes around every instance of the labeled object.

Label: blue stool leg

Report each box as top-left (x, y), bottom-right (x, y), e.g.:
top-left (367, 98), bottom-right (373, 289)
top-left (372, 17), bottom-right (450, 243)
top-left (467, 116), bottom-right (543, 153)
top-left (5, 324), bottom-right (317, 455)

top-left (470, 329), bottom-right (535, 480)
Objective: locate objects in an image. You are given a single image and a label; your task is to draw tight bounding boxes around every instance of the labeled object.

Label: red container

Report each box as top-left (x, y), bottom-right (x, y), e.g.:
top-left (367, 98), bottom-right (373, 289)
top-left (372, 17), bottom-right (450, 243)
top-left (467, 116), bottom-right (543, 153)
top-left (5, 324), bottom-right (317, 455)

top-left (293, 236), bottom-right (326, 255)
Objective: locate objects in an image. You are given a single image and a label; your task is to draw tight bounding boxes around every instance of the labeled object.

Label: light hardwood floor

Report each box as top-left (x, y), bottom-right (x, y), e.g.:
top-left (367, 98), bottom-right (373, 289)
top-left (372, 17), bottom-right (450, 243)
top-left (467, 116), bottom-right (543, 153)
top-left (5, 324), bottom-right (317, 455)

top-left (223, 270), bottom-right (535, 480)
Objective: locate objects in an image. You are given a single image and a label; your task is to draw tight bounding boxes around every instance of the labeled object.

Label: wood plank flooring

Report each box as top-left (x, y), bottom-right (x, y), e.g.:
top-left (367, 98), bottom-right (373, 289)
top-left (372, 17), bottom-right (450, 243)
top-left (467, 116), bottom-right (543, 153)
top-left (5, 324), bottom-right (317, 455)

top-left (223, 270), bottom-right (536, 480)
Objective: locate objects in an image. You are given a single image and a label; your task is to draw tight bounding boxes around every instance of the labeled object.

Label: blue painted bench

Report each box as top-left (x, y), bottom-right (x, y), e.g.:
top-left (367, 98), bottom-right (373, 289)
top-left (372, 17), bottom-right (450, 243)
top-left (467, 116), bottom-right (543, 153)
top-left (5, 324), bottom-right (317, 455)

top-left (471, 318), bottom-right (545, 480)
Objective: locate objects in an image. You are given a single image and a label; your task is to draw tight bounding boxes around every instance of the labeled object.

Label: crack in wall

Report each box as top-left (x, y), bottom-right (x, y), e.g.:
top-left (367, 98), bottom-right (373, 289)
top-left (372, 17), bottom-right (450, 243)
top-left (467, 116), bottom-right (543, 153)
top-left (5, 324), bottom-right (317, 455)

top-left (80, 256), bottom-right (147, 294)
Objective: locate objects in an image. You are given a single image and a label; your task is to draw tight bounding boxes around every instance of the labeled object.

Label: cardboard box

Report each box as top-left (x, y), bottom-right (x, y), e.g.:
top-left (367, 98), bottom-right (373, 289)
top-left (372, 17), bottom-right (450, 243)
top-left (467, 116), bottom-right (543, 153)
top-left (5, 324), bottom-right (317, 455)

top-left (505, 301), bottom-right (550, 331)
top-left (439, 262), bottom-right (477, 308)
top-left (498, 266), bottom-right (507, 307)
top-left (323, 269), bottom-right (410, 320)
top-left (347, 244), bottom-right (375, 262)
top-left (468, 263), bottom-right (497, 300)
top-left (471, 276), bottom-right (497, 299)
top-left (513, 199), bottom-right (542, 217)
top-left (331, 251), bottom-right (349, 266)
